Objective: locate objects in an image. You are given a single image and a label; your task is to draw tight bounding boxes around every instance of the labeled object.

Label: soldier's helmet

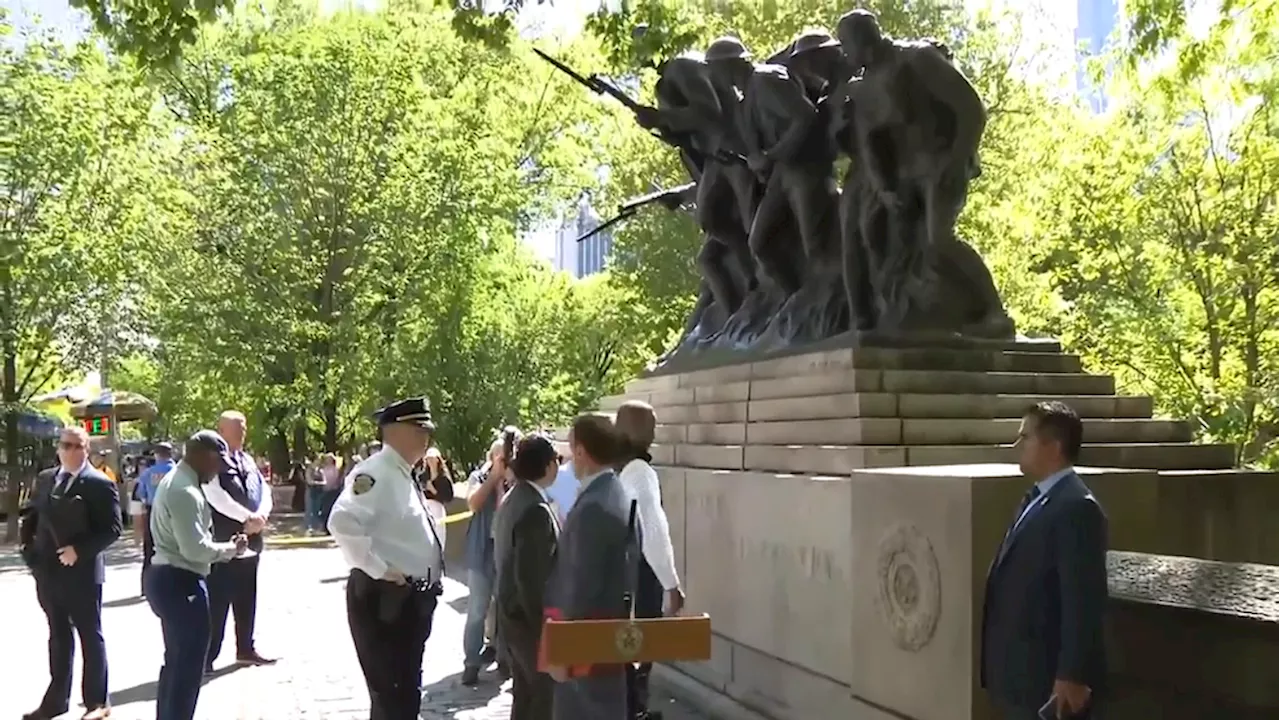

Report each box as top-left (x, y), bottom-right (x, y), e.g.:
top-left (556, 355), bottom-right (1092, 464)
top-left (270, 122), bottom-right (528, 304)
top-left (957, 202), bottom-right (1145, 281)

top-left (789, 30), bottom-right (841, 58)
top-left (837, 9), bottom-right (883, 46)
top-left (705, 36), bottom-right (751, 62)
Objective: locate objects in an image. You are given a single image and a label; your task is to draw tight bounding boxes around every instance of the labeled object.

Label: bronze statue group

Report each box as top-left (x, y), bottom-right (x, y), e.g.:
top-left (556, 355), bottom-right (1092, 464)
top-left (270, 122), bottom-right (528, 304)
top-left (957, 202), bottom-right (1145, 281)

top-left (546, 10), bottom-right (1018, 366)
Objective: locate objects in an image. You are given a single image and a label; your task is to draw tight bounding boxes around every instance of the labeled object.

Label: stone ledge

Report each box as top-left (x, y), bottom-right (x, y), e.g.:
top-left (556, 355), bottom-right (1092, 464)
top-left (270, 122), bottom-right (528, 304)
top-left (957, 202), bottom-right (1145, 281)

top-left (1107, 551), bottom-right (1279, 623)
top-left (644, 331), bottom-right (1062, 377)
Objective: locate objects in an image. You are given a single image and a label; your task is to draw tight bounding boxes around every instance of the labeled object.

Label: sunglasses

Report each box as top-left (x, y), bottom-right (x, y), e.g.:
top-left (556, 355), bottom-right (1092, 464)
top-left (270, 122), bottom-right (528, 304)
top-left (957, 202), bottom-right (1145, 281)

top-left (58, 441), bottom-right (84, 450)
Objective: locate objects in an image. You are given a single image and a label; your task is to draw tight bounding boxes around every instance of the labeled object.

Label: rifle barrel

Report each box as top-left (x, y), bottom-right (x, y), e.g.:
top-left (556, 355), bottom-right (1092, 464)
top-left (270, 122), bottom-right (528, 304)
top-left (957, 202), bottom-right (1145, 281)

top-left (575, 208), bottom-right (636, 244)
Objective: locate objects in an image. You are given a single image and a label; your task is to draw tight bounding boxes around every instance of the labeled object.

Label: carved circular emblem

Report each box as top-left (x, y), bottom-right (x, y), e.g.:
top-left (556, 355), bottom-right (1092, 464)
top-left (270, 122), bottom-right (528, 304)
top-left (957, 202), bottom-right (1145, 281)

top-left (614, 623), bottom-right (644, 660)
top-left (874, 524), bottom-right (941, 652)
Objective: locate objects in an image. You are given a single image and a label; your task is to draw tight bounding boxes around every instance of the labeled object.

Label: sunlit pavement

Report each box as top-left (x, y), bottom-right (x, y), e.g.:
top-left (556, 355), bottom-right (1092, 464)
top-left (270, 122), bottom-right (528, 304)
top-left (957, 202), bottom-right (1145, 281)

top-left (0, 539), bottom-right (706, 720)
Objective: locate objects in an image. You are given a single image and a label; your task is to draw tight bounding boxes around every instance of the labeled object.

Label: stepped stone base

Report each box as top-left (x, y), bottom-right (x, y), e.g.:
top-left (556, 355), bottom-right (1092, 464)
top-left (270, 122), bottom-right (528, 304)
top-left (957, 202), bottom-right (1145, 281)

top-left (583, 342), bottom-right (1277, 720)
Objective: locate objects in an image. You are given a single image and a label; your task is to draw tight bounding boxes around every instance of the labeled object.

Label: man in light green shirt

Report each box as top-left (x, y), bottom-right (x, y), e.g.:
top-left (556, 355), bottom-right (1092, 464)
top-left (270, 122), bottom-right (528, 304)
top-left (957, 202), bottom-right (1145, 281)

top-left (145, 431), bottom-right (248, 720)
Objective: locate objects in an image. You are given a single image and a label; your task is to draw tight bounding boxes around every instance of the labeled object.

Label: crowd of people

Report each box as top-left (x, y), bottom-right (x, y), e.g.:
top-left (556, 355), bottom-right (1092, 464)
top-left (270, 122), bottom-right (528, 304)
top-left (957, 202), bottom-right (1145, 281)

top-left (13, 396), bottom-right (686, 720)
top-left (14, 392), bottom-right (1105, 720)
top-left (18, 410), bottom-right (276, 720)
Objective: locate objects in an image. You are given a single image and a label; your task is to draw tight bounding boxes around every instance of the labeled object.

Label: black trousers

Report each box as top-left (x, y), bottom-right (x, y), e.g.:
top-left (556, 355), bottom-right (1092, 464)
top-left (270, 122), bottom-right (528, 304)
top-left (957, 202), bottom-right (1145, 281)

top-left (141, 513), bottom-right (154, 594)
top-left (500, 614), bottom-right (553, 720)
top-left (626, 559), bottom-right (665, 718)
top-left (347, 569), bottom-right (439, 720)
top-left (207, 555), bottom-right (259, 665)
top-left (36, 576), bottom-right (108, 711)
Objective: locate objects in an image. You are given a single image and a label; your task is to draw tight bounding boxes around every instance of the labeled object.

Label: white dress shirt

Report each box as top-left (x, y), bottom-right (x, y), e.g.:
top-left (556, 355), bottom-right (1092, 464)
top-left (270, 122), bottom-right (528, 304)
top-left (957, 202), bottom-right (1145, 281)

top-left (618, 458), bottom-right (680, 591)
top-left (55, 460), bottom-right (90, 495)
top-left (545, 461), bottom-right (579, 524)
top-left (1012, 466), bottom-right (1075, 531)
top-left (203, 450), bottom-right (273, 558)
top-left (328, 447), bottom-right (444, 582)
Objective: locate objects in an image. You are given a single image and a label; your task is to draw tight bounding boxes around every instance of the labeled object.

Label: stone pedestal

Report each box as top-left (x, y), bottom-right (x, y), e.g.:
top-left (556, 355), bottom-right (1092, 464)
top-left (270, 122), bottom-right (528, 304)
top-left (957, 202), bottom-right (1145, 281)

top-left (572, 342), bottom-right (1279, 720)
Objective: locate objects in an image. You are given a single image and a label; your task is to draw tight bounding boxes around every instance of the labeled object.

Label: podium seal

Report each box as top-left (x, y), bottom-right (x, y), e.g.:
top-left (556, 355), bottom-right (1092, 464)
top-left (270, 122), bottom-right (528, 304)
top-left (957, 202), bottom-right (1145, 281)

top-left (614, 623), bottom-right (644, 659)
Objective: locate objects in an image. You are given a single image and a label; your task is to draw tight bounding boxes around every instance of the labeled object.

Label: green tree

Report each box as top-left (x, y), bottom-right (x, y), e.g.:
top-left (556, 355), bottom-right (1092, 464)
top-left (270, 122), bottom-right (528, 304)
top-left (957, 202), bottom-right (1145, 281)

top-left (121, 6), bottom-right (619, 469)
top-left (0, 24), bottom-right (183, 537)
top-left (71, 0), bottom-right (554, 68)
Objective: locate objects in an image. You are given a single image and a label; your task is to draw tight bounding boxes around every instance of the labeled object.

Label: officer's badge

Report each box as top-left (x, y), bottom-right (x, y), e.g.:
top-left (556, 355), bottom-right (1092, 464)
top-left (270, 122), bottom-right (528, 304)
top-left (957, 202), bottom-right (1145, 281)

top-left (352, 474), bottom-right (375, 495)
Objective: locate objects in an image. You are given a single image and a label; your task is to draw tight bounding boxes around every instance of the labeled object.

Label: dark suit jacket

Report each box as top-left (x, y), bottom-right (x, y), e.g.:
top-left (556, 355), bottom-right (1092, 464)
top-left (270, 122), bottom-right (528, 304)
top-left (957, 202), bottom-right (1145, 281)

top-left (20, 466), bottom-right (122, 587)
top-left (980, 471), bottom-right (1109, 709)
top-left (545, 470), bottom-right (636, 623)
top-left (496, 483), bottom-right (559, 640)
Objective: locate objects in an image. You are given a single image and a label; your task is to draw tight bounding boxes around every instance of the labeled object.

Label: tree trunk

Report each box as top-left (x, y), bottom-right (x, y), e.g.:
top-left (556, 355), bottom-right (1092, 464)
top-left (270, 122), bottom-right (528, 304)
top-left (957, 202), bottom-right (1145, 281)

top-left (292, 421), bottom-right (308, 463)
top-left (4, 349), bottom-right (20, 543)
top-left (323, 397), bottom-right (339, 453)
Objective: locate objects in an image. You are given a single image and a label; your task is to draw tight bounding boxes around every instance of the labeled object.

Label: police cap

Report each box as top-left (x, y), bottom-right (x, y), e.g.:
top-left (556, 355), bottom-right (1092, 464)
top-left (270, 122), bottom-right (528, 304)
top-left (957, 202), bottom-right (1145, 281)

top-left (374, 397), bottom-right (436, 432)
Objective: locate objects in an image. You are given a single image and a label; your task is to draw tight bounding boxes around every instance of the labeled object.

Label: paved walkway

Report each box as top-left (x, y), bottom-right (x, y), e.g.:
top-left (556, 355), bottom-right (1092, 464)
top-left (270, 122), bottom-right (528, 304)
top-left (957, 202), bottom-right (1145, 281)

top-left (0, 538), bottom-right (707, 720)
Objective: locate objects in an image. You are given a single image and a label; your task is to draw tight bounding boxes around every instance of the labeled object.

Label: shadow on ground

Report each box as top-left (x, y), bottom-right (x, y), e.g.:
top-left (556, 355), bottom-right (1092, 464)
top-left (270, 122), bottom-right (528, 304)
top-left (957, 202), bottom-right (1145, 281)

top-left (108, 665), bottom-right (243, 708)
top-left (420, 670), bottom-right (507, 717)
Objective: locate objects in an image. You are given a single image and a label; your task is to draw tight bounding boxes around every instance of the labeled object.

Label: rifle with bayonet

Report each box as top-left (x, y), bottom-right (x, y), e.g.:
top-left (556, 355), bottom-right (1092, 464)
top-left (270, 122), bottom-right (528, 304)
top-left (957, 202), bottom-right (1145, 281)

top-left (576, 182), bottom-right (697, 244)
top-left (533, 48), bottom-right (745, 166)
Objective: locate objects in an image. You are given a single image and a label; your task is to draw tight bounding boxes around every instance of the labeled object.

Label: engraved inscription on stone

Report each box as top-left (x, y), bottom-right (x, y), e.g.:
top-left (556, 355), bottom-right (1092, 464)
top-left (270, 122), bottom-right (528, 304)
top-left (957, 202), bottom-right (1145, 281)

top-left (689, 490), bottom-right (724, 519)
top-left (875, 524), bottom-right (942, 652)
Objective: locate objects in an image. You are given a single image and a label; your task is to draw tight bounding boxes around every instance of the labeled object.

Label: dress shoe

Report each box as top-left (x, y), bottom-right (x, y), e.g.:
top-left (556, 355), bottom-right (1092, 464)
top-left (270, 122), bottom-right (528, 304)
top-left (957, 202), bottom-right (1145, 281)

top-left (22, 706), bottom-right (68, 720)
top-left (236, 651), bottom-right (277, 666)
top-left (82, 706), bottom-right (111, 720)
top-left (460, 666), bottom-right (480, 686)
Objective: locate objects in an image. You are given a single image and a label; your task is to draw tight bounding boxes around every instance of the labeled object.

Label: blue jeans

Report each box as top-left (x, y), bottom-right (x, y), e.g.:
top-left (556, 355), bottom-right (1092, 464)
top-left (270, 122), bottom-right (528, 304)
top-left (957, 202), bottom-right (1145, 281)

top-left (305, 486), bottom-right (326, 531)
top-left (463, 568), bottom-right (494, 669)
top-left (146, 565), bottom-right (211, 720)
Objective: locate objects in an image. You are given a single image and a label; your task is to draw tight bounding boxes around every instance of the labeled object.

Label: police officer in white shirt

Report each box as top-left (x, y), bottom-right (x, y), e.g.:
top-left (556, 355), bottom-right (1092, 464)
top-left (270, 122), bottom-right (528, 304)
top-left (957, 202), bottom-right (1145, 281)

top-left (328, 397), bottom-right (445, 720)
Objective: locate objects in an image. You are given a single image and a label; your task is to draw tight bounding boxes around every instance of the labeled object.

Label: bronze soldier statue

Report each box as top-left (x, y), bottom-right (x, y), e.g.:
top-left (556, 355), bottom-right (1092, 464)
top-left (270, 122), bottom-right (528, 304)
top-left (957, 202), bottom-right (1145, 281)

top-left (834, 9), bottom-right (1011, 335)
top-left (706, 34), bottom-right (839, 296)
top-left (639, 51), bottom-right (757, 320)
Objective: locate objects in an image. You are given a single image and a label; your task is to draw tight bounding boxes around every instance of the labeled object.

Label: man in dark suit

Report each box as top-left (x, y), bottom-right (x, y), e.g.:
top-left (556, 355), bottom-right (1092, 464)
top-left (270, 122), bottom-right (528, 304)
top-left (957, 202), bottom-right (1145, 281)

top-left (541, 414), bottom-right (638, 720)
top-left (19, 426), bottom-right (122, 720)
top-left (495, 434), bottom-right (561, 720)
top-left (981, 401), bottom-right (1108, 720)
top-left (204, 410), bottom-right (275, 670)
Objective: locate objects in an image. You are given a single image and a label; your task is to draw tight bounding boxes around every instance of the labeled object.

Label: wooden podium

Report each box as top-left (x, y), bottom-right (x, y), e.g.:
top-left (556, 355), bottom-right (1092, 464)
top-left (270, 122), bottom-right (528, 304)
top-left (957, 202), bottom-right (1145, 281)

top-left (541, 614), bottom-right (712, 666)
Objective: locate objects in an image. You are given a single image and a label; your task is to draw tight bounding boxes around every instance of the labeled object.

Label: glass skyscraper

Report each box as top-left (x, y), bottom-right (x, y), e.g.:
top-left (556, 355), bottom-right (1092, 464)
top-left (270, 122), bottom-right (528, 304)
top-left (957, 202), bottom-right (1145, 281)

top-left (553, 194), bottom-right (612, 278)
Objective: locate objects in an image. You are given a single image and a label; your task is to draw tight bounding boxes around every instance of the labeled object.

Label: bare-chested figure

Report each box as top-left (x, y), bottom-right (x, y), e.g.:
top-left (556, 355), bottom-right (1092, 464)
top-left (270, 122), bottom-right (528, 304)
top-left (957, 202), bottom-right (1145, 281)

top-left (706, 33), bottom-right (841, 296)
top-left (836, 10), bottom-right (986, 323)
top-left (839, 10), bottom-right (984, 234)
top-left (638, 48), bottom-right (760, 316)
top-left (835, 10), bottom-right (1012, 334)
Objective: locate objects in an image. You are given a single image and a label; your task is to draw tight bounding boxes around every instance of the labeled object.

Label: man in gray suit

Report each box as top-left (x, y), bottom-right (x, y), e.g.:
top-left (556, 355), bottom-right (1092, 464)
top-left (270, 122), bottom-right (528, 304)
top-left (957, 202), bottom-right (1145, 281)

top-left (542, 413), bottom-right (638, 720)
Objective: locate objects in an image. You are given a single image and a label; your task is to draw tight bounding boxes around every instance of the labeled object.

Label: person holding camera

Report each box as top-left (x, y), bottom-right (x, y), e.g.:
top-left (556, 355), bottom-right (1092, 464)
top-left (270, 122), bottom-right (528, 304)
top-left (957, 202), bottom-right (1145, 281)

top-left (328, 397), bottom-right (445, 720)
top-left (460, 426), bottom-right (521, 686)
top-left (146, 430), bottom-right (252, 720)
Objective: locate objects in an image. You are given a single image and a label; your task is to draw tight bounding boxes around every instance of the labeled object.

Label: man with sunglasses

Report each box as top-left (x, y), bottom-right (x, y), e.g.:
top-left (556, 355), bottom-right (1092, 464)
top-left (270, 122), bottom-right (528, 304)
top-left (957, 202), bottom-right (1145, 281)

top-left (18, 426), bottom-right (122, 720)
